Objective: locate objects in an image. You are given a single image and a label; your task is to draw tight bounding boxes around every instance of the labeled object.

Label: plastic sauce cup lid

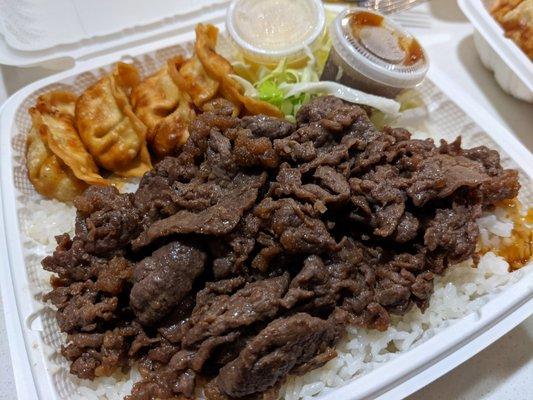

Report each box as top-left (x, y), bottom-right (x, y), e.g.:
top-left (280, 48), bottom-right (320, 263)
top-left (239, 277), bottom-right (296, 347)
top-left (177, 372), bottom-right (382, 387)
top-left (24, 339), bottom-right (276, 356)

top-left (331, 8), bottom-right (429, 89)
top-left (226, 0), bottom-right (326, 65)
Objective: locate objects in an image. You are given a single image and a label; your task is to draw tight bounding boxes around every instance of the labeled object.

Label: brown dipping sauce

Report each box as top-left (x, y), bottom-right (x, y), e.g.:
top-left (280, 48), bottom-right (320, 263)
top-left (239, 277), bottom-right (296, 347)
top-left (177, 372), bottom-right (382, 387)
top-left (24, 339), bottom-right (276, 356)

top-left (350, 11), bottom-right (384, 28)
top-left (321, 9), bottom-right (429, 98)
top-left (349, 11), bottom-right (425, 66)
top-left (482, 199), bottom-right (533, 270)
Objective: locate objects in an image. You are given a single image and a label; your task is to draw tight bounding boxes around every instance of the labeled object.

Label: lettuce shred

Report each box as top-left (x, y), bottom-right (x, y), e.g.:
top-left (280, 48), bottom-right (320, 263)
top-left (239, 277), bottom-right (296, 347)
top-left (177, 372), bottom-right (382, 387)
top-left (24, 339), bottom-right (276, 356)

top-left (254, 59), bottom-right (319, 121)
top-left (226, 20), bottom-right (332, 121)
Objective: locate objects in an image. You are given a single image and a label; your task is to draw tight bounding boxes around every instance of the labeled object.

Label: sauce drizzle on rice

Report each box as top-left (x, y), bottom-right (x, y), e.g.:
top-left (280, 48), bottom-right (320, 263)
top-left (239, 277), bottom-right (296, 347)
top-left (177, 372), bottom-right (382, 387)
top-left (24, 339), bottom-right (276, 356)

top-left (481, 199), bottom-right (533, 270)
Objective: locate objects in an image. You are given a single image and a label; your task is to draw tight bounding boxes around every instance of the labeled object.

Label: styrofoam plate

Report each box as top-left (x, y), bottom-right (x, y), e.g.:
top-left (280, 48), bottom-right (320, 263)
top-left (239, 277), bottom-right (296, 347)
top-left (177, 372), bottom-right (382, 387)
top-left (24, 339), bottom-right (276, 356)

top-left (0, 25), bottom-right (532, 400)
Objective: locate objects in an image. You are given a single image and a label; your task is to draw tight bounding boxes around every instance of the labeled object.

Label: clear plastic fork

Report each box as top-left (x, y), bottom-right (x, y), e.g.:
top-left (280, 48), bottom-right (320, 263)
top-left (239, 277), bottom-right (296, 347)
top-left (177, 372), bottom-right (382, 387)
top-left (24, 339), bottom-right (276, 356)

top-left (330, 0), bottom-right (428, 15)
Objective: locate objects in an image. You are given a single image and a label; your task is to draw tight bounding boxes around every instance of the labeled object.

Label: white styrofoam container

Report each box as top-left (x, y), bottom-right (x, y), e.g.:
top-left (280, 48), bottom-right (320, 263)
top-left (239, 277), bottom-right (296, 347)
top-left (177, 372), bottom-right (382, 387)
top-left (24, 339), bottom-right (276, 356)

top-left (0, 5), bottom-right (533, 400)
top-left (458, 0), bottom-right (533, 103)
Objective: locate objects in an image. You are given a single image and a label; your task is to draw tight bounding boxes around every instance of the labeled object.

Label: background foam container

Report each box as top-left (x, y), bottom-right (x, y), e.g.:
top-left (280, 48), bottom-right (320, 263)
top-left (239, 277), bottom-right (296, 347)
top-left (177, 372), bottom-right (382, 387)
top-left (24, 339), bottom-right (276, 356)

top-left (458, 0), bottom-right (533, 103)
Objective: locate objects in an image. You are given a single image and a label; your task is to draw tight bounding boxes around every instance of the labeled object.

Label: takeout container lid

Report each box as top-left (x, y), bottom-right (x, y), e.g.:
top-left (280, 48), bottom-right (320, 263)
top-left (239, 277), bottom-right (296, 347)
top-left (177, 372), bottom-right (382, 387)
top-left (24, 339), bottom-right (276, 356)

top-left (0, 0), bottom-right (231, 68)
top-left (329, 8), bottom-right (429, 89)
top-left (458, 0), bottom-right (533, 102)
top-left (1, 2), bottom-right (533, 400)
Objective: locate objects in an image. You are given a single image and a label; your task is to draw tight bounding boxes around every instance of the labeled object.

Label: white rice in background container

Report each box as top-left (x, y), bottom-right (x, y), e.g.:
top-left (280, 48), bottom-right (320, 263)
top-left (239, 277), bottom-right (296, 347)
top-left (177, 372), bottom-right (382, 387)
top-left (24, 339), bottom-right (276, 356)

top-left (0, 11), bottom-right (532, 400)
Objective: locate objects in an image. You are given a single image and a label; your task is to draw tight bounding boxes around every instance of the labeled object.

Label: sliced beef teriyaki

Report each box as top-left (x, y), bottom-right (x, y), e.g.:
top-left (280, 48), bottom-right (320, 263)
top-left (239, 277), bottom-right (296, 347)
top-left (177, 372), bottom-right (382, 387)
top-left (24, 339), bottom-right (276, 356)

top-left (42, 96), bottom-right (521, 400)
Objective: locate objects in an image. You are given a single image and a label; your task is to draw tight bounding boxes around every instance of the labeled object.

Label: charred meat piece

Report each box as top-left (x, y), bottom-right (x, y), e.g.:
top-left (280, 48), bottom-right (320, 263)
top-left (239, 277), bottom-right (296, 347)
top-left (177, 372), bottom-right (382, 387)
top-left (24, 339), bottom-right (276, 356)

top-left (424, 203), bottom-right (482, 265)
top-left (270, 163), bottom-right (350, 210)
top-left (134, 173), bottom-right (180, 229)
top-left (132, 173), bottom-right (266, 250)
top-left (407, 154), bottom-right (490, 207)
top-left (241, 115), bottom-right (295, 139)
top-left (63, 324), bottom-right (152, 380)
top-left (42, 234), bottom-right (101, 284)
top-left (130, 241), bottom-right (206, 325)
top-left (215, 313), bottom-right (341, 398)
top-left (182, 274), bottom-right (289, 348)
top-left (282, 254), bottom-right (364, 312)
top-left (74, 186), bottom-right (142, 256)
top-left (254, 198), bottom-right (338, 256)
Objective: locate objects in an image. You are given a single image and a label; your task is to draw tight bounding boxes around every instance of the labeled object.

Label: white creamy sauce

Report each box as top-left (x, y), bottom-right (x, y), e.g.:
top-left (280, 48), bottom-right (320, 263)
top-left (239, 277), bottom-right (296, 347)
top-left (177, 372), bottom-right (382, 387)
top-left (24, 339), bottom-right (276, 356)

top-left (233, 0), bottom-right (317, 51)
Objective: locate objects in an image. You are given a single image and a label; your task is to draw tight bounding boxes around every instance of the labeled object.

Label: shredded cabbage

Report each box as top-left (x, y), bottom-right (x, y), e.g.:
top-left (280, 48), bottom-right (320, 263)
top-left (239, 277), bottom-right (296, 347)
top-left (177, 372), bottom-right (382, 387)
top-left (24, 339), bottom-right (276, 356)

top-left (231, 60), bottom-right (400, 120)
top-left (249, 58), bottom-right (319, 121)
top-left (228, 74), bottom-right (258, 97)
top-left (285, 82), bottom-right (401, 116)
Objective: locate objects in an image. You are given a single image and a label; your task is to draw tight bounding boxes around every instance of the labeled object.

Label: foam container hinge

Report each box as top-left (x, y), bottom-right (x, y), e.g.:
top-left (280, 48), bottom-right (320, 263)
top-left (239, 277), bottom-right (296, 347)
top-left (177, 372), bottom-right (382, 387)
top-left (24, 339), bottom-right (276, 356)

top-left (1, 18), bottom-right (533, 400)
top-left (458, 0), bottom-right (533, 103)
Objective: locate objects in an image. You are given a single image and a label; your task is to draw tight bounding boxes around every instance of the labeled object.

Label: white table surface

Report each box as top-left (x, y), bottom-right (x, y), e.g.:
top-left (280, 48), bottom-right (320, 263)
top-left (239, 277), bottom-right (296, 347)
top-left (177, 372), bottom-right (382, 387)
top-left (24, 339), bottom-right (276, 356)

top-left (0, 0), bottom-right (531, 399)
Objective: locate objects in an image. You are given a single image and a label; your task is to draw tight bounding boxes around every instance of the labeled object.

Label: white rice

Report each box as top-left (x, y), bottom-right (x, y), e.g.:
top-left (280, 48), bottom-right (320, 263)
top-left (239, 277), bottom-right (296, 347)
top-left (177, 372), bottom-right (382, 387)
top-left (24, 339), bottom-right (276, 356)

top-left (22, 197), bottom-right (531, 400)
top-left (69, 367), bottom-right (141, 400)
top-left (20, 199), bottom-right (76, 252)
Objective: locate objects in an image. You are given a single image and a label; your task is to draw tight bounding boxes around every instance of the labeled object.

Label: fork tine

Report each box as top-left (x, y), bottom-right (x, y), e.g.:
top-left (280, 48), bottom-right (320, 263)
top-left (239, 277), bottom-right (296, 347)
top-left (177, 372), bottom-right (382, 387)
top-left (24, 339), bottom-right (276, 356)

top-left (354, 0), bottom-right (381, 9)
top-left (347, 0), bottom-right (426, 15)
top-left (352, 1), bottom-right (374, 8)
top-left (377, 0), bottom-right (426, 15)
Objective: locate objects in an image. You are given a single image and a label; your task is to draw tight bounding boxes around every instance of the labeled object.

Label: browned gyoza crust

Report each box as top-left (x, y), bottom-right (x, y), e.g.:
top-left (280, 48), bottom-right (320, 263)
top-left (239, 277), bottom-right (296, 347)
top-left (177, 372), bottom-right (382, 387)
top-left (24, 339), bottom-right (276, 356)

top-left (41, 96), bottom-right (520, 399)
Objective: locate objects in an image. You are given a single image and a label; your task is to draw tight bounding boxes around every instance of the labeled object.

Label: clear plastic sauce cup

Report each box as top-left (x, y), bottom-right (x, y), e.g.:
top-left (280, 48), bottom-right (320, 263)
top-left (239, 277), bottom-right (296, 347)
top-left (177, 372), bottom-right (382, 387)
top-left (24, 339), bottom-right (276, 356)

top-left (321, 8), bottom-right (429, 98)
top-left (226, 0), bottom-right (326, 66)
